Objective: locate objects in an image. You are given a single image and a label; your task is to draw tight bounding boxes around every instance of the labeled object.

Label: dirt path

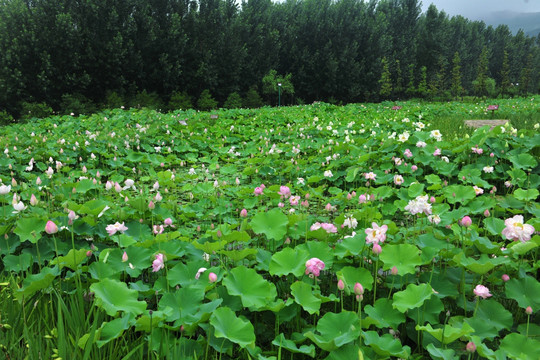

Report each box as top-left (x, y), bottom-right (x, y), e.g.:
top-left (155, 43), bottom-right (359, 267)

top-left (464, 119), bottom-right (509, 129)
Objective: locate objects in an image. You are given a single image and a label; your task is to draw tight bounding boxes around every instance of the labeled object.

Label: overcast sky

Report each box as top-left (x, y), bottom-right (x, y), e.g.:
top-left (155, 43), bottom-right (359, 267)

top-left (420, 0), bottom-right (540, 18)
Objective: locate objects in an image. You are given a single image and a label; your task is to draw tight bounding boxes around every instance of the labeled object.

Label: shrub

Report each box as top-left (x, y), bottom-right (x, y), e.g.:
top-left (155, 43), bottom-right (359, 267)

top-left (0, 110), bottom-right (14, 126)
top-left (197, 89), bottom-right (218, 111)
top-left (243, 87), bottom-right (264, 108)
top-left (168, 91), bottom-right (193, 111)
top-left (223, 92), bottom-right (243, 109)
top-left (130, 90), bottom-right (164, 110)
top-left (104, 91), bottom-right (125, 109)
top-left (20, 101), bottom-right (54, 120)
top-left (60, 94), bottom-right (97, 116)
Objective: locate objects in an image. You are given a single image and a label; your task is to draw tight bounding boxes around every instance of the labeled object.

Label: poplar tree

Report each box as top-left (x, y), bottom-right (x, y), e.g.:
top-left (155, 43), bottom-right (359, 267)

top-left (451, 52), bottom-right (463, 99)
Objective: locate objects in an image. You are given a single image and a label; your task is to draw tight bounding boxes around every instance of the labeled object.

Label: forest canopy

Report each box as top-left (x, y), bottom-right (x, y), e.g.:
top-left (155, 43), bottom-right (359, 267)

top-left (0, 0), bottom-right (539, 119)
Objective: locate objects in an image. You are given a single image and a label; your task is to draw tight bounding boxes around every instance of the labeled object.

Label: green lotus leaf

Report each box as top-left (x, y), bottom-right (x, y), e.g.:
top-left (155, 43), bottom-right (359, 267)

top-left (453, 252), bottom-right (510, 274)
top-left (272, 333), bottom-right (315, 357)
top-left (416, 322), bottom-right (473, 344)
top-left (442, 185), bottom-right (476, 205)
top-left (465, 300), bottom-right (513, 339)
top-left (15, 266), bottom-right (60, 301)
top-left (380, 244), bottom-right (423, 275)
top-left (426, 343), bottom-right (456, 360)
top-left (223, 265), bottom-right (277, 310)
top-left (363, 331), bottom-right (411, 358)
top-left (50, 248), bottom-right (89, 270)
top-left (290, 280), bottom-right (322, 315)
top-left (90, 278), bottom-right (147, 316)
top-left (209, 307), bottom-right (255, 348)
top-left (250, 208), bottom-right (289, 241)
top-left (505, 276), bottom-right (540, 311)
top-left (408, 183), bottom-right (425, 198)
top-left (392, 283), bottom-right (433, 313)
top-left (514, 188), bottom-right (539, 201)
top-left (14, 216), bottom-right (47, 244)
top-left (500, 333), bottom-right (540, 360)
top-left (363, 298), bottom-right (405, 329)
top-left (509, 153), bottom-right (538, 170)
top-left (304, 311), bottom-right (361, 352)
top-left (269, 247), bottom-right (309, 277)
top-left (336, 266), bottom-right (373, 292)
top-left (483, 217), bottom-right (505, 236)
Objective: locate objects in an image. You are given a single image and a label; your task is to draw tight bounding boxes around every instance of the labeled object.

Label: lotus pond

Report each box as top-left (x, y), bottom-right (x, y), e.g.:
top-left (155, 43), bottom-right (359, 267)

top-left (0, 99), bottom-right (539, 359)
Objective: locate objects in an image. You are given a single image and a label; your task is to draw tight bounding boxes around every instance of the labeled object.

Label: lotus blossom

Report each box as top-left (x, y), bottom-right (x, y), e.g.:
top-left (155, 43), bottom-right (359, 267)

top-left (404, 195), bottom-right (432, 215)
top-left (12, 201), bottom-right (26, 213)
top-left (321, 223), bottom-right (338, 233)
top-left (152, 253), bottom-right (165, 272)
top-left (324, 170), bottom-right (333, 178)
top-left (45, 220), bottom-right (58, 234)
top-left (106, 222), bottom-right (128, 236)
top-left (278, 186), bottom-right (291, 199)
top-left (122, 251), bottom-right (129, 262)
top-left (365, 172), bottom-right (376, 180)
top-left (365, 222), bottom-right (388, 244)
top-left (0, 184), bottom-right (11, 194)
top-left (473, 186), bottom-right (484, 196)
top-left (208, 272), bottom-right (218, 282)
top-left (343, 216), bottom-right (358, 229)
top-left (393, 174), bottom-right (404, 185)
top-left (502, 215), bottom-right (535, 242)
top-left (195, 267), bottom-right (207, 279)
top-left (254, 186), bottom-right (263, 196)
top-left (305, 258), bottom-right (325, 277)
top-left (473, 284), bottom-right (492, 299)
top-left (30, 194), bottom-right (38, 206)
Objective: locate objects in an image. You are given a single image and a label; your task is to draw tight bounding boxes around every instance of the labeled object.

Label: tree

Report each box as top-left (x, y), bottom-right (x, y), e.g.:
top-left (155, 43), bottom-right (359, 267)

top-left (243, 86), bottom-right (264, 108)
top-left (379, 57), bottom-right (392, 99)
top-left (418, 66), bottom-right (428, 97)
top-left (394, 59), bottom-right (403, 98)
top-left (474, 46), bottom-right (489, 98)
top-left (262, 69), bottom-right (294, 105)
top-left (519, 53), bottom-right (533, 95)
top-left (450, 52), bottom-right (463, 99)
top-left (499, 49), bottom-right (511, 97)
top-left (197, 89), bottom-right (218, 111)
top-left (224, 92), bottom-right (243, 109)
top-left (405, 64), bottom-right (416, 97)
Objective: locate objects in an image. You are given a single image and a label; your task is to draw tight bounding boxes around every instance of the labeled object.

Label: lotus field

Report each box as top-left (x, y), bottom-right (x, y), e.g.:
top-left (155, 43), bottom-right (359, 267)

top-left (0, 99), bottom-right (539, 359)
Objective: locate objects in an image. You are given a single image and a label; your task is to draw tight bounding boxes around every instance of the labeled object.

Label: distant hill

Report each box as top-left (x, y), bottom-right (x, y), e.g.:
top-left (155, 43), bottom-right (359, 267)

top-left (478, 11), bottom-right (540, 37)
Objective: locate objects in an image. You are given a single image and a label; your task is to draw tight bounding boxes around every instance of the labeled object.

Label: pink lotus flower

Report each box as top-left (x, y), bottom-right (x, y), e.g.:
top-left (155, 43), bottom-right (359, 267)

top-left (473, 284), bottom-right (492, 299)
top-left (433, 148), bottom-right (441, 156)
top-left (278, 186), bottom-right (291, 199)
top-left (305, 258), bottom-right (325, 277)
top-left (106, 222), bottom-right (128, 236)
top-left (122, 251), bottom-right (128, 262)
top-left (45, 220), bottom-right (58, 234)
top-left (164, 218), bottom-right (173, 226)
top-left (365, 222), bottom-right (388, 244)
top-left (466, 341), bottom-right (476, 353)
top-left (289, 195), bottom-right (300, 206)
top-left (502, 215), bottom-right (535, 242)
top-left (358, 194), bottom-right (367, 203)
top-left (354, 282), bottom-right (364, 295)
top-left (208, 272), bottom-right (218, 283)
top-left (30, 194), bottom-right (38, 206)
top-left (460, 216), bottom-right (472, 227)
top-left (254, 187), bottom-right (263, 196)
top-left (337, 279), bottom-right (345, 291)
top-left (321, 223), bottom-right (337, 233)
top-left (404, 149), bottom-right (413, 158)
top-left (195, 267), bottom-right (207, 279)
top-left (372, 243), bottom-right (382, 254)
top-left (501, 274), bottom-right (510, 282)
top-left (364, 172), bottom-right (376, 180)
top-left (526, 306), bottom-right (533, 315)
top-left (152, 253), bottom-right (165, 272)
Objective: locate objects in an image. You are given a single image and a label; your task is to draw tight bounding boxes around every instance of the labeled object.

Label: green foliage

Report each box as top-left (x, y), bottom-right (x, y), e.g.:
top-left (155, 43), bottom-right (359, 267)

top-left (243, 86), bottom-right (264, 108)
top-left (379, 57), bottom-right (392, 99)
top-left (196, 89), bottom-right (218, 111)
top-left (262, 69), bottom-right (294, 105)
top-left (0, 109), bottom-right (15, 126)
top-left (167, 91), bottom-right (193, 111)
top-left (223, 92), bottom-right (243, 109)
top-left (60, 94), bottom-right (97, 116)
top-left (104, 91), bottom-right (125, 109)
top-left (130, 90), bottom-right (163, 110)
top-left (474, 46), bottom-right (490, 97)
top-left (451, 52), bottom-right (463, 99)
top-left (20, 101), bottom-right (54, 120)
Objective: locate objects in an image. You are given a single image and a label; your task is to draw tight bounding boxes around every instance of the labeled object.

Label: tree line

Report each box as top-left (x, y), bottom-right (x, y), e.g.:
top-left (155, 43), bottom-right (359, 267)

top-left (0, 0), bottom-right (539, 121)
